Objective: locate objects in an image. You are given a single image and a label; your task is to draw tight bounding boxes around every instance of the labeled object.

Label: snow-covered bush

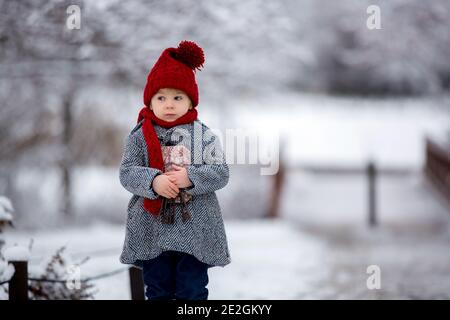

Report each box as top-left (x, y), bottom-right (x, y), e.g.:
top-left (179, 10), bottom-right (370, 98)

top-left (0, 255), bottom-right (15, 300)
top-left (0, 196), bottom-right (95, 299)
top-left (0, 195), bottom-right (14, 256)
top-left (28, 246), bottom-right (96, 300)
top-left (0, 195), bottom-right (14, 299)
top-left (0, 196), bottom-right (13, 244)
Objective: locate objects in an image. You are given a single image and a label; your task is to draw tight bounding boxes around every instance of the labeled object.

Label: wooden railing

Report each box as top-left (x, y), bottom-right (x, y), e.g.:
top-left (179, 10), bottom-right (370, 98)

top-left (425, 137), bottom-right (450, 203)
top-left (264, 153), bottom-right (412, 227)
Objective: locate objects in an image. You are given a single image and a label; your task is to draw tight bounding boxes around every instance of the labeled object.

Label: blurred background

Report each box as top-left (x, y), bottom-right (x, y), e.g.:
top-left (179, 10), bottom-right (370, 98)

top-left (1, 0), bottom-right (450, 299)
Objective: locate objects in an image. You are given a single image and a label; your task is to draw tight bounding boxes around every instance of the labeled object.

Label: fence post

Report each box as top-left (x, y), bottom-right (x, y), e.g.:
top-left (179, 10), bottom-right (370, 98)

top-left (266, 139), bottom-right (286, 219)
top-left (129, 266), bottom-right (145, 300)
top-left (9, 260), bottom-right (28, 301)
top-left (266, 159), bottom-right (285, 218)
top-left (367, 161), bottom-right (377, 228)
top-left (424, 137), bottom-right (450, 203)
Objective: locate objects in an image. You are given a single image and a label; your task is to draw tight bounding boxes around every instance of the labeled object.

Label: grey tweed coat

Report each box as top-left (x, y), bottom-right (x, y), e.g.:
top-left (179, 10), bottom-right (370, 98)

top-left (119, 119), bottom-right (231, 269)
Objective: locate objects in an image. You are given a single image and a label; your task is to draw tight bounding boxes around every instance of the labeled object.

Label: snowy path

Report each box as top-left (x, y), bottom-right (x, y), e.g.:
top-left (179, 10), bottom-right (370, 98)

top-left (282, 170), bottom-right (450, 299)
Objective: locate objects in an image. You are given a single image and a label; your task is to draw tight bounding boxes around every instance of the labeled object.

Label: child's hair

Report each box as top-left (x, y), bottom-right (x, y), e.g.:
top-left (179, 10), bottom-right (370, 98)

top-left (143, 41), bottom-right (205, 108)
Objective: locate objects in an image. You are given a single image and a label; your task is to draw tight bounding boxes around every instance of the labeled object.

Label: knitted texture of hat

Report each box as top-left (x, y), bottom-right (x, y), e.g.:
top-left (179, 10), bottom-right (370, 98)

top-left (143, 41), bottom-right (205, 108)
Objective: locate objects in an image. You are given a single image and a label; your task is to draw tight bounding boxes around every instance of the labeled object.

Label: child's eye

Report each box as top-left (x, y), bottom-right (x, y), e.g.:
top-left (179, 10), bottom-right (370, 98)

top-left (157, 96), bottom-right (165, 101)
top-left (174, 96), bottom-right (183, 101)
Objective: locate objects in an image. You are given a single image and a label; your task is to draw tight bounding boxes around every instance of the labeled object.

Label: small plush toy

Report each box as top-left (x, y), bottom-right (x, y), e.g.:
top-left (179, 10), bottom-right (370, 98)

top-left (160, 144), bottom-right (192, 224)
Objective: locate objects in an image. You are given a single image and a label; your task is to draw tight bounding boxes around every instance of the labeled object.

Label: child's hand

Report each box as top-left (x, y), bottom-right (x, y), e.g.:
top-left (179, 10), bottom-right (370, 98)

top-left (152, 174), bottom-right (179, 199)
top-left (164, 164), bottom-right (193, 188)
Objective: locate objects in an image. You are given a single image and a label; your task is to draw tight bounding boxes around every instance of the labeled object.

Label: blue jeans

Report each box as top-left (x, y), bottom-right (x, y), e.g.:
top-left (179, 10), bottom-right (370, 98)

top-left (142, 250), bottom-right (210, 300)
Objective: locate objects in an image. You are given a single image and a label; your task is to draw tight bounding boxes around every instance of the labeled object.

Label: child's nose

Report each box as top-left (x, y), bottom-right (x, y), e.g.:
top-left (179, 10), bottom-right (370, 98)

top-left (165, 101), bottom-right (175, 108)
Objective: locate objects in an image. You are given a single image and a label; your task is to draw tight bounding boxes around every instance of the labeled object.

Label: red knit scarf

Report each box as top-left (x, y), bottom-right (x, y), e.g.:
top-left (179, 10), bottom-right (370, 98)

top-left (137, 107), bottom-right (198, 215)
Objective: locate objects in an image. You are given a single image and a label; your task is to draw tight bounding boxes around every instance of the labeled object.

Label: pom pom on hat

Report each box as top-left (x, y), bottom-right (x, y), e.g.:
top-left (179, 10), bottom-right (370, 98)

top-left (143, 40), bottom-right (205, 108)
top-left (174, 40), bottom-right (205, 71)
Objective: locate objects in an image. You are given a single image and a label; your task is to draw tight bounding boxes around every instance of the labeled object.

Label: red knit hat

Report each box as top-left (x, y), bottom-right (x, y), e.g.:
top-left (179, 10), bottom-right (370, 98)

top-left (143, 41), bottom-right (205, 108)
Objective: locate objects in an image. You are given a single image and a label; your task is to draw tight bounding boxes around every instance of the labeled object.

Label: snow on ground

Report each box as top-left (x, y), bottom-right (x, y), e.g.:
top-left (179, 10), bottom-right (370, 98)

top-left (3, 168), bottom-right (450, 299)
top-left (280, 169), bottom-right (450, 299)
top-left (208, 220), bottom-right (328, 299)
top-left (2, 219), bottom-right (329, 300)
top-left (304, 220), bottom-right (450, 299)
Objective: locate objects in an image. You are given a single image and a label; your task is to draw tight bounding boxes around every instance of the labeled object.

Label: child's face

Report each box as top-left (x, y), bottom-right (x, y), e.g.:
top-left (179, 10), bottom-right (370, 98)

top-left (150, 88), bottom-right (192, 122)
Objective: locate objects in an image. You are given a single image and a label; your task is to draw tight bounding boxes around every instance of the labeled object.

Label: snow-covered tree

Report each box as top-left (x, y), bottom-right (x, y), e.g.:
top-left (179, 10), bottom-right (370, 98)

top-left (303, 0), bottom-right (450, 95)
top-left (0, 0), bottom-right (121, 219)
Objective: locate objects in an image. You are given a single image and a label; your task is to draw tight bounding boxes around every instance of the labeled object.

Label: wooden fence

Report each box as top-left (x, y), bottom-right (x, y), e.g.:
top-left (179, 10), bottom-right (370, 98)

top-left (266, 136), bottom-right (450, 225)
top-left (265, 158), bottom-right (386, 227)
